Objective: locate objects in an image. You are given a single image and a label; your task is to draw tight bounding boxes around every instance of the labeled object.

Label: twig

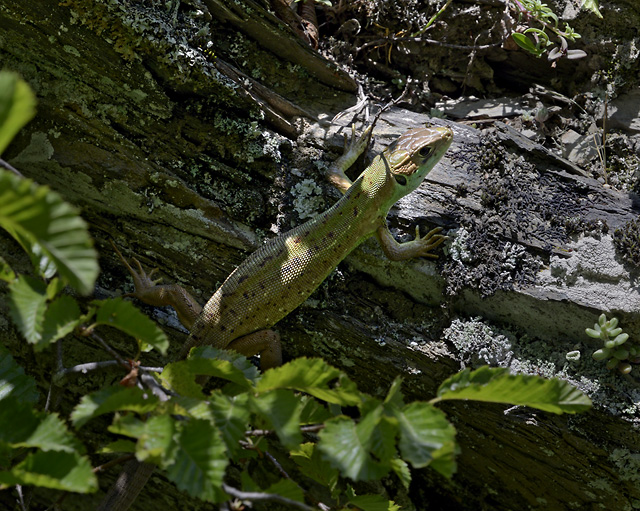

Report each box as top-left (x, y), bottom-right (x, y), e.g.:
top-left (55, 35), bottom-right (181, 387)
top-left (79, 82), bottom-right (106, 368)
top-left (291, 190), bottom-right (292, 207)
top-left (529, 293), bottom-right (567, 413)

top-left (89, 331), bottom-right (130, 367)
top-left (245, 423), bottom-right (325, 437)
top-left (0, 158), bottom-right (24, 177)
top-left (356, 36), bottom-right (500, 54)
top-left (16, 485), bottom-right (27, 511)
top-left (221, 483), bottom-right (314, 511)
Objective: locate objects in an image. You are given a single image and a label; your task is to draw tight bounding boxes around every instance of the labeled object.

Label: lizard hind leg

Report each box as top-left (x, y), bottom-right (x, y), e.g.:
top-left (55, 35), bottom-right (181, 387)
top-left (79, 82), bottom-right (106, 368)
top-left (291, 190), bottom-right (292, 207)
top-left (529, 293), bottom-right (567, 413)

top-left (228, 329), bottom-right (283, 370)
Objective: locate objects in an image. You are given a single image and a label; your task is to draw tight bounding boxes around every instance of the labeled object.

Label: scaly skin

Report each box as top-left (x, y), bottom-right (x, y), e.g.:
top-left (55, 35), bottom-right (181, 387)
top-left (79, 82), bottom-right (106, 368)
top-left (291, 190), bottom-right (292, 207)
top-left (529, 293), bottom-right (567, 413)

top-left (104, 125), bottom-right (453, 510)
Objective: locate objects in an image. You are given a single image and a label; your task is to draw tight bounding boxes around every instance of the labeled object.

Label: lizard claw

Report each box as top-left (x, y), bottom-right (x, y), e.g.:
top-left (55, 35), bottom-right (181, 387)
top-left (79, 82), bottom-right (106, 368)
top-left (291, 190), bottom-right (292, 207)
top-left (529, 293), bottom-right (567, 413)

top-left (111, 241), bottom-right (162, 298)
top-left (413, 226), bottom-right (448, 259)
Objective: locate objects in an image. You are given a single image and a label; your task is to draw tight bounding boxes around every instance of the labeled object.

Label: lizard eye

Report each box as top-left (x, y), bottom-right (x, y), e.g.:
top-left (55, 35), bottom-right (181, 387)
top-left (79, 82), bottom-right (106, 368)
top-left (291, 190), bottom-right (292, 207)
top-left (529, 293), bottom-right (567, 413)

top-left (394, 175), bottom-right (407, 186)
top-left (419, 146), bottom-right (433, 157)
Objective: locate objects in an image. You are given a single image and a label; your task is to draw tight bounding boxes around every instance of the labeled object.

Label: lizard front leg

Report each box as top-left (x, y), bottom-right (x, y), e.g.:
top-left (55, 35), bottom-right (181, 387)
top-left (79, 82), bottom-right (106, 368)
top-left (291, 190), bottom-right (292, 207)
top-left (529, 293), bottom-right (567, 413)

top-left (376, 225), bottom-right (447, 260)
top-left (326, 123), bottom-right (373, 194)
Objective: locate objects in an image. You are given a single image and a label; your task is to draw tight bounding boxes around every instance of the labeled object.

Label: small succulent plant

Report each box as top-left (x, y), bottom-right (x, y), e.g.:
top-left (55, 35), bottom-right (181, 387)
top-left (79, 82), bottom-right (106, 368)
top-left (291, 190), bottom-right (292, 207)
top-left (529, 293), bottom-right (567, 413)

top-left (588, 314), bottom-right (639, 374)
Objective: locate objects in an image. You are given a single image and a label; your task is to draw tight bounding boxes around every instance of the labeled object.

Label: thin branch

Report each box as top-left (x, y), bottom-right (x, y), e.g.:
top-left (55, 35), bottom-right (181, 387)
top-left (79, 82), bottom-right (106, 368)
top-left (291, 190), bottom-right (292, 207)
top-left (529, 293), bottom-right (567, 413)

top-left (356, 36), bottom-right (501, 54)
top-left (0, 158), bottom-right (24, 177)
top-left (89, 331), bottom-right (130, 367)
top-left (221, 483), bottom-right (314, 511)
top-left (16, 485), bottom-right (27, 511)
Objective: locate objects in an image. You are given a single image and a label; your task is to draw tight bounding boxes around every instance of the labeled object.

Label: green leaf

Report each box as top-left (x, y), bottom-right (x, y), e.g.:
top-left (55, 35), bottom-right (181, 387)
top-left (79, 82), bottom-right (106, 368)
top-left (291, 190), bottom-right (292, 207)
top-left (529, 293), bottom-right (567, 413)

top-left (208, 391), bottom-right (250, 457)
top-left (71, 386), bottom-right (160, 428)
top-left (250, 389), bottom-right (303, 449)
top-left (581, 0), bottom-right (602, 18)
top-left (108, 413), bottom-right (147, 438)
top-left (0, 170), bottom-right (98, 294)
top-left (395, 401), bottom-right (457, 474)
top-left (0, 71), bottom-right (36, 156)
top-left (290, 443), bottom-right (339, 493)
top-left (166, 419), bottom-right (227, 502)
top-left (348, 493), bottom-right (400, 511)
top-left (511, 33), bottom-right (543, 56)
top-left (159, 360), bottom-right (205, 399)
top-left (436, 366), bottom-right (592, 414)
top-left (389, 458), bottom-right (411, 490)
top-left (0, 396), bottom-right (40, 444)
top-left (136, 415), bottom-right (175, 465)
top-left (191, 346), bottom-right (260, 383)
top-left (299, 394), bottom-right (331, 424)
top-left (13, 413), bottom-right (84, 454)
top-left (7, 274), bottom-right (47, 345)
top-left (264, 479), bottom-right (305, 503)
top-left (257, 357), bottom-right (361, 406)
top-left (94, 298), bottom-right (169, 355)
top-left (97, 439), bottom-right (137, 454)
top-left (0, 451), bottom-right (97, 493)
top-left (0, 345), bottom-right (39, 403)
top-left (318, 408), bottom-right (390, 481)
top-left (41, 295), bottom-right (82, 346)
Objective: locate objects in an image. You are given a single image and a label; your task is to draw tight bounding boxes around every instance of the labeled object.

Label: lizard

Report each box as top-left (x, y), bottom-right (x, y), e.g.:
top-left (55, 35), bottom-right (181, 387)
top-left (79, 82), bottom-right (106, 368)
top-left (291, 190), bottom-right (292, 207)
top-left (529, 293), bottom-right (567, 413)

top-left (100, 123), bottom-right (453, 510)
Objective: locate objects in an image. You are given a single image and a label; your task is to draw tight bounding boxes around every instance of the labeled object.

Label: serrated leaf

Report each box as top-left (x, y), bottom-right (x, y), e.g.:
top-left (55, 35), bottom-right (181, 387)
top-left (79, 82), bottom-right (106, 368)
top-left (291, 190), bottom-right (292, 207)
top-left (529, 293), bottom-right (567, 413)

top-left (389, 458), bottom-right (411, 490)
top-left (395, 401), bottom-right (456, 473)
top-left (299, 395), bottom-right (331, 424)
top-left (0, 397), bottom-right (41, 444)
top-left (0, 345), bottom-right (39, 403)
top-left (71, 386), bottom-right (159, 428)
top-left (41, 295), bottom-right (82, 347)
top-left (318, 409), bottom-right (390, 481)
top-left (257, 357), bottom-right (361, 406)
top-left (7, 274), bottom-right (47, 345)
top-left (94, 298), bottom-right (168, 355)
top-left (436, 366), bottom-right (592, 414)
top-left (13, 413), bottom-right (83, 454)
top-left (161, 353), bottom-right (255, 399)
top-left (0, 451), bottom-right (97, 493)
top-left (166, 419), bottom-right (227, 502)
top-left (0, 169), bottom-right (98, 294)
top-left (191, 346), bottom-right (260, 383)
top-left (208, 391), bottom-right (250, 457)
top-left (290, 443), bottom-right (339, 492)
top-left (0, 71), bottom-right (36, 155)
top-left (137, 415), bottom-right (175, 465)
top-left (250, 389), bottom-right (302, 450)
top-left (264, 479), bottom-right (305, 503)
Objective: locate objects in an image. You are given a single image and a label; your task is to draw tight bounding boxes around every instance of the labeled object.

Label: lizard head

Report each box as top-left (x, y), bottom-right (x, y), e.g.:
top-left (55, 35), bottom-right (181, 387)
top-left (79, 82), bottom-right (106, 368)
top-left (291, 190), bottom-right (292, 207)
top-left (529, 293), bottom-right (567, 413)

top-left (383, 125), bottom-right (453, 200)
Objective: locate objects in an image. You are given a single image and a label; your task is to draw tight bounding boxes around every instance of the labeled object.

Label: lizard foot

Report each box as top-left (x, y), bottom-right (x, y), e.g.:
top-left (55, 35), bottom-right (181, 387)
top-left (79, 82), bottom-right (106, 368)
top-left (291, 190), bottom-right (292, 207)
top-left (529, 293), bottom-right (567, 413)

top-left (110, 241), bottom-right (202, 329)
top-left (111, 240), bottom-right (162, 299)
top-left (412, 226), bottom-right (448, 259)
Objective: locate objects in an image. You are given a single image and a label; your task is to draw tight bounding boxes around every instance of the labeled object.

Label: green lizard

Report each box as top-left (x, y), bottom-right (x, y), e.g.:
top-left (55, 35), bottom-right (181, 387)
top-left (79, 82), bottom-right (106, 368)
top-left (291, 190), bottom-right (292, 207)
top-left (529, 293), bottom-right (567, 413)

top-left (101, 124), bottom-right (452, 510)
top-left (115, 124), bottom-right (452, 369)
